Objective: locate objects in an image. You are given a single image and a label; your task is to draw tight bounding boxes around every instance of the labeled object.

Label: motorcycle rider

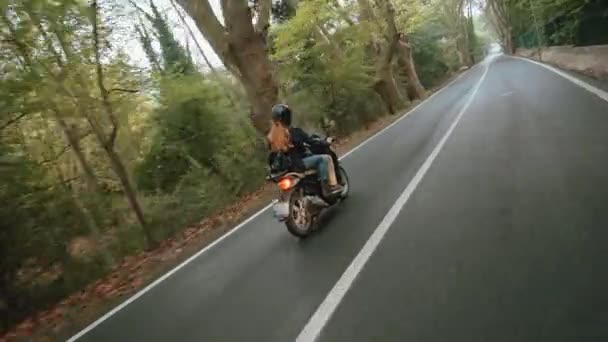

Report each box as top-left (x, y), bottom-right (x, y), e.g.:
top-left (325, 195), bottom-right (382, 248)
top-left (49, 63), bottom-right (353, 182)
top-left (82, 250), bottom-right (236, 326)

top-left (266, 104), bottom-right (343, 197)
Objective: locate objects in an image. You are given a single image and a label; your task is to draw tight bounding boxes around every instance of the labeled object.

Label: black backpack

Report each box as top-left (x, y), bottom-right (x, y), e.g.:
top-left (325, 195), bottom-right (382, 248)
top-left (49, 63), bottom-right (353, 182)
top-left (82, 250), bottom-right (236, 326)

top-left (269, 150), bottom-right (305, 173)
top-left (269, 151), bottom-right (291, 173)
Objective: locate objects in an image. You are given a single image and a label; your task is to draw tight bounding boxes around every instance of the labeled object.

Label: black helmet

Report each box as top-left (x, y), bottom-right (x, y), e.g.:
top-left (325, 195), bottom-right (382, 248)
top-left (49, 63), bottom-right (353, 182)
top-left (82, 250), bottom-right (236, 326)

top-left (271, 104), bottom-right (292, 126)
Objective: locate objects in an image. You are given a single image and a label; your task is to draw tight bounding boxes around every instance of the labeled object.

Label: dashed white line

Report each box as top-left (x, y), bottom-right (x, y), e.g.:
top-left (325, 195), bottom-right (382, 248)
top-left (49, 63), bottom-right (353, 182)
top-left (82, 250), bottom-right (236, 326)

top-left (295, 58), bottom-right (493, 342)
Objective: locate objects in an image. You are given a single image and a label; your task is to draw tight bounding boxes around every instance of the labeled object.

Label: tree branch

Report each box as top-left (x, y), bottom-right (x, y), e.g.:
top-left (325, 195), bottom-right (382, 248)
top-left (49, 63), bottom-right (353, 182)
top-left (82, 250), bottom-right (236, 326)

top-left (35, 176), bottom-right (82, 193)
top-left (176, 0), bottom-right (228, 62)
top-left (376, 0), bottom-right (399, 65)
top-left (169, 0), bottom-right (218, 74)
top-left (91, 0), bottom-right (119, 148)
top-left (26, 9), bottom-right (65, 67)
top-left (315, 24), bottom-right (344, 58)
top-left (127, 0), bottom-right (155, 22)
top-left (134, 22), bottom-right (162, 72)
top-left (333, 1), bottom-right (355, 26)
top-left (0, 112), bottom-right (29, 131)
top-left (39, 144), bottom-right (72, 165)
top-left (109, 87), bottom-right (140, 94)
top-left (168, 0), bottom-right (239, 106)
top-left (254, 0), bottom-right (272, 36)
top-left (0, 12), bottom-right (33, 66)
top-left (357, 0), bottom-right (375, 21)
top-left (38, 125), bottom-right (92, 165)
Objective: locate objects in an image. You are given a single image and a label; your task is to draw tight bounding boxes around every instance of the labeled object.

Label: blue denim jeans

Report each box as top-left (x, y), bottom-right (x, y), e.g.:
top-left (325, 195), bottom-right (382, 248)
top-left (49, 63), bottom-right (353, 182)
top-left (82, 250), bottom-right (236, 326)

top-left (302, 155), bottom-right (331, 182)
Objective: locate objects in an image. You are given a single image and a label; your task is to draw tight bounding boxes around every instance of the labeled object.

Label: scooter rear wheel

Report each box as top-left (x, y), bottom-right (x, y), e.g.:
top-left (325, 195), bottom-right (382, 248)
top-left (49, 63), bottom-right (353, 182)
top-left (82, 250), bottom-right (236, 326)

top-left (338, 166), bottom-right (350, 199)
top-left (285, 189), bottom-right (314, 238)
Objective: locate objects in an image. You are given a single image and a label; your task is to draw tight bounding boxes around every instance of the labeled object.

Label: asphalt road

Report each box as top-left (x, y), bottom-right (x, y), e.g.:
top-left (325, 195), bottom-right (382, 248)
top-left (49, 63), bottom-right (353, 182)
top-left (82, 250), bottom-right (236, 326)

top-left (70, 55), bottom-right (608, 342)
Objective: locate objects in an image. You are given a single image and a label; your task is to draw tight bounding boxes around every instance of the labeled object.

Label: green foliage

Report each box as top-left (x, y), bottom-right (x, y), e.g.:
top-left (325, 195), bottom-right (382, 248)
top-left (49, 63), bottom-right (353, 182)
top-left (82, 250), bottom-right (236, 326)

top-left (136, 24), bottom-right (160, 70)
top-left (409, 19), bottom-right (451, 87)
top-left (505, 0), bottom-right (607, 48)
top-left (0, 140), bottom-right (97, 331)
top-left (272, 0), bottom-right (297, 22)
top-left (146, 0), bottom-right (196, 74)
top-left (136, 77), bottom-right (226, 191)
top-left (135, 74), bottom-right (264, 194)
top-left (132, 5), bottom-right (266, 240)
top-left (273, 0), bottom-right (384, 135)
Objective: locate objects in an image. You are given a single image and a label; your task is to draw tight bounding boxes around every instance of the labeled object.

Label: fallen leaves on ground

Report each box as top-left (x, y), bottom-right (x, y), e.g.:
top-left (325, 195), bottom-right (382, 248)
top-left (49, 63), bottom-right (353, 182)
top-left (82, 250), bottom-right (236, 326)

top-left (0, 183), bottom-right (276, 342)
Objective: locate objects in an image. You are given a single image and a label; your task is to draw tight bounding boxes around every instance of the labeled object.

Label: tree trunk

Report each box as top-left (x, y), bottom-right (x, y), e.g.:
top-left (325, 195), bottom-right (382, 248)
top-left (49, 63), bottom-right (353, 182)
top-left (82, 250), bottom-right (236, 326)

top-left (456, 29), bottom-right (472, 67)
top-left (363, 0), bottom-right (405, 112)
top-left (54, 115), bottom-right (111, 259)
top-left (54, 162), bottom-right (114, 265)
top-left (4, 9), bottom-right (110, 251)
top-left (105, 146), bottom-right (152, 244)
top-left (55, 116), bottom-right (100, 193)
top-left (373, 39), bottom-right (404, 113)
top-left (505, 26), bottom-right (515, 54)
top-left (396, 36), bottom-right (426, 100)
top-left (67, 93), bottom-right (154, 247)
top-left (374, 66), bottom-right (403, 114)
top-left (238, 49), bottom-right (279, 133)
top-left (177, 0), bottom-right (278, 134)
top-left (487, 0), bottom-right (515, 55)
top-left (357, 0), bottom-right (375, 21)
top-left (91, 1), bottom-right (153, 246)
top-left (461, 18), bottom-right (472, 66)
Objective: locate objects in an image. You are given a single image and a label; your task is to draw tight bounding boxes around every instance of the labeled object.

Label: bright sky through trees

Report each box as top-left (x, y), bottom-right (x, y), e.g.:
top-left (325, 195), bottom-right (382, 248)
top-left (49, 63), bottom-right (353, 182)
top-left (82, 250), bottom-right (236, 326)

top-left (118, 0), bottom-right (224, 69)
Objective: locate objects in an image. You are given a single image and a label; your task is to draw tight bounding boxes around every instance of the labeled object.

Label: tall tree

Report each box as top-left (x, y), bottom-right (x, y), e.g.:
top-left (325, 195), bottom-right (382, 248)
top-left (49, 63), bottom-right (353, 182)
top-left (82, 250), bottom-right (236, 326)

top-left (357, 0), bottom-right (405, 113)
top-left (1, 2), bottom-right (107, 239)
top-left (90, 0), bottom-right (151, 245)
top-left (176, 0), bottom-right (277, 134)
top-left (396, 33), bottom-right (426, 99)
top-left (486, 0), bottom-right (515, 53)
top-left (131, 0), bottom-right (196, 75)
top-left (135, 23), bottom-right (162, 72)
top-left (6, 0), bottom-right (155, 246)
top-left (438, 0), bottom-right (474, 66)
top-left (147, 0), bottom-right (197, 74)
top-left (169, 0), bottom-right (218, 74)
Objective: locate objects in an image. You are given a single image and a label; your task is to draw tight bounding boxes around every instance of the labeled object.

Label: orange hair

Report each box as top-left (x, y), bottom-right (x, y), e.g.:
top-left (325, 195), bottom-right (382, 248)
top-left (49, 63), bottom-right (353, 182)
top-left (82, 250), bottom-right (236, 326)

top-left (266, 120), bottom-right (292, 152)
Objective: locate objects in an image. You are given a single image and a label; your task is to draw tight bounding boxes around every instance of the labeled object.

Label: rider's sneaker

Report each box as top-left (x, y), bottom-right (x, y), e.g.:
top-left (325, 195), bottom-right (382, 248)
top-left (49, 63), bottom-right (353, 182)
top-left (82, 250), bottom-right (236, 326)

top-left (329, 184), bottom-right (344, 194)
top-left (322, 183), bottom-right (344, 197)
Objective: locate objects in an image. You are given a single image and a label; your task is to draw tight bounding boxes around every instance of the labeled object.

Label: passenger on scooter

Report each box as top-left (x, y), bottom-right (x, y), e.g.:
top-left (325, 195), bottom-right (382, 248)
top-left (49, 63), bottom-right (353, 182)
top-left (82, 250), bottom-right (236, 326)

top-left (266, 104), bottom-right (343, 196)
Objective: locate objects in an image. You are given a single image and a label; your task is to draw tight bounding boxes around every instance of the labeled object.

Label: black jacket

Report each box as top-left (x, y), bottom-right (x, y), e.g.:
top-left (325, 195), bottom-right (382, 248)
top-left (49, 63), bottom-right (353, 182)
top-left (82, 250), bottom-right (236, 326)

top-left (288, 127), bottom-right (315, 157)
top-left (268, 127), bottom-right (315, 173)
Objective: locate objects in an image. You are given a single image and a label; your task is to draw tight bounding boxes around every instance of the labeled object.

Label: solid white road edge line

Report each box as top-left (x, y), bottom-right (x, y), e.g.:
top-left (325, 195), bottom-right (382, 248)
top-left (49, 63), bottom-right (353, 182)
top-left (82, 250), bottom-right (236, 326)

top-left (512, 56), bottom-right (608, 103)
top-left (295, 58), bottom-right (492, 342)
top-left (66, 66), bottom-right (474, 342)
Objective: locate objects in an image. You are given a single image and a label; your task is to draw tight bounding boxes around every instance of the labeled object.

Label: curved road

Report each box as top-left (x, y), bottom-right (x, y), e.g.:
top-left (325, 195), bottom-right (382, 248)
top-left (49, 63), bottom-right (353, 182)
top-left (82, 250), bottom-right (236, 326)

top-left (70, 55), bottom-right (608, 342)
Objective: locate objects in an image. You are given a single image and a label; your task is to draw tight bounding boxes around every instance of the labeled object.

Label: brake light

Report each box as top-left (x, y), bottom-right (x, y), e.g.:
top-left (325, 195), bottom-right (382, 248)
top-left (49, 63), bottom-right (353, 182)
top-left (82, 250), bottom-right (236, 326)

top-left (278, 177), bottom-right (294, 191)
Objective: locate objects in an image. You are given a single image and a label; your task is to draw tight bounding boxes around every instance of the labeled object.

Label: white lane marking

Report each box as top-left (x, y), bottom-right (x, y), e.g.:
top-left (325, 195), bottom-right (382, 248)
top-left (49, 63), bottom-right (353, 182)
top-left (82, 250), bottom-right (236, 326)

top-left (67, 68), bottom-right (476, 342)
top-left (512, 56), bottom-right (608, 103)
top-left (295, 60), bottom-right (492, 342)
top-left (500, 91), bottom-right (514, 97)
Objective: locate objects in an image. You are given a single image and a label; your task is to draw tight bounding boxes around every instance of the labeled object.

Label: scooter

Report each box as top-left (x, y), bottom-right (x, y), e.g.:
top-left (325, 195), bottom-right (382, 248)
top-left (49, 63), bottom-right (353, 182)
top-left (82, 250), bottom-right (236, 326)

top-left (268, 135), bottom-right (349, 238)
